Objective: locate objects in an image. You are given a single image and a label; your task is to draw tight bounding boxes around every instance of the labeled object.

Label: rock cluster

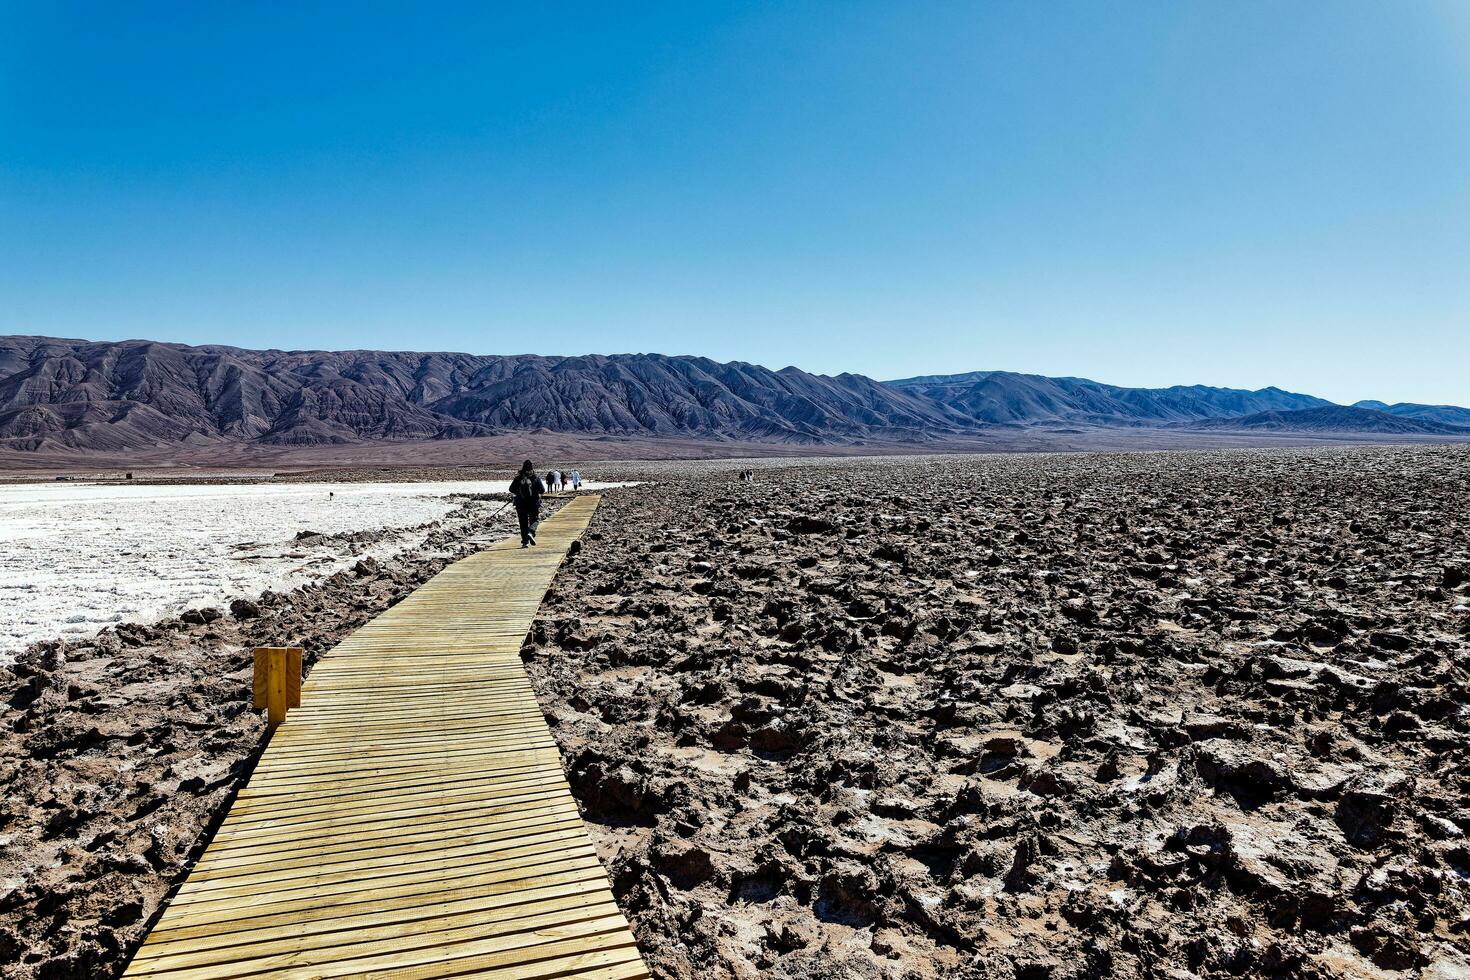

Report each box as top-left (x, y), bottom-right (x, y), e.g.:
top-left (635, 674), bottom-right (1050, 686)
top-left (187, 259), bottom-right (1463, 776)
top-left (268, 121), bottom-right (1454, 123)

top-left (525, 446), bottom-right (1470, 979)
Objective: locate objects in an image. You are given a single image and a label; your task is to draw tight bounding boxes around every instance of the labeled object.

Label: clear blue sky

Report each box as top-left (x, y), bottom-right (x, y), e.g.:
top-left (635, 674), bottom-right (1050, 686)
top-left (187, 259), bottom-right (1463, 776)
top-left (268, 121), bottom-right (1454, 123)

top-left (2, 2), bottom-right (1467, 405)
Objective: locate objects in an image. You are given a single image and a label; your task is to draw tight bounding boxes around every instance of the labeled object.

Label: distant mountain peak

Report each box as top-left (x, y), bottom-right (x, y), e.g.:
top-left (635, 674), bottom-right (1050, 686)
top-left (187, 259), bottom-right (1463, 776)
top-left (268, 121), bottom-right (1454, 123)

top-left (1177, 405), bottom-right (1470, 435)
top-left (1348, 399), bottom-right (1470, 427)
top-left (884, 370), bottom-right (1333, 426)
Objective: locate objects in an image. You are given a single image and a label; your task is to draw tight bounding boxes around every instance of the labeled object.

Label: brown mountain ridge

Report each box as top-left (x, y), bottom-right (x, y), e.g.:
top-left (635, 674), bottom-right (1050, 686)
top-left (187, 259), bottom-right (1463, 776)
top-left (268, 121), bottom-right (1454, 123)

top-left (1, 335), bottom-right (1465, 455)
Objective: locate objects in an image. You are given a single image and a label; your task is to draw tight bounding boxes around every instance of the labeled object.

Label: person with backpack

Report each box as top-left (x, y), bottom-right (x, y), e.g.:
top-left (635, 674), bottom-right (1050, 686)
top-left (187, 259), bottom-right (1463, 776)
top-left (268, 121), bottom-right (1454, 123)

top-left (510, 461), bottom-right (546, 547)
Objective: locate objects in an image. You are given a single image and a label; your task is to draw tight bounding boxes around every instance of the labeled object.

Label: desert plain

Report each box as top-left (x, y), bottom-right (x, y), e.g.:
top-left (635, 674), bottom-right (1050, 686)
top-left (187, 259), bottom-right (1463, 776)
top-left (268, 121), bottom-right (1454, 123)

top-left (2, 444), bottom-right (1469, 979)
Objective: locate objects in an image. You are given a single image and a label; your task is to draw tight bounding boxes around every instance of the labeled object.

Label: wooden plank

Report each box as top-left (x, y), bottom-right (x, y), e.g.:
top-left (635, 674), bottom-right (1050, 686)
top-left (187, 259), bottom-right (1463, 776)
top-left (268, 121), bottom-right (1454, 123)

top-left (130, 898), bottom-right (628, 970)
top-left (286, 647), bottom-right (302, 709)
top-left (251, 649), bottom-right (267, 709)
top-left (142, 870), bottom-right (615, 938)
top-left (161, 858), bottom-right (610, 924)
top-left (251, 647), bottom-right (300, 728)
top-left (124, 497), bottom-right (648, 979)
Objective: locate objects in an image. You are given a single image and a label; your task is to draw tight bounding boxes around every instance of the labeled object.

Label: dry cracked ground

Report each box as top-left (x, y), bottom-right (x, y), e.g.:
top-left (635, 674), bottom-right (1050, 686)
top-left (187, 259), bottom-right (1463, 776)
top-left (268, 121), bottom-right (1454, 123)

top-left (2, 446), bottom-right (1469, 979)
top-left (525, 446), bottom-right (1470, 979)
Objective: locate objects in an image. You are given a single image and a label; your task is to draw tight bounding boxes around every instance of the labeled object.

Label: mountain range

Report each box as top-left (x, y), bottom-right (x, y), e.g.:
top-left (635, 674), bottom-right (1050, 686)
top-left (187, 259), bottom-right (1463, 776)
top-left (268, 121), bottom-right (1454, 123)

top-left (1, 335), bottom-right (1466, 456)
top-left (1349, 400), bottom-right (1470, 427)
top-left (885, 371), bottom-right (1334, 426)
top-left (1174, 405), bottom-right (1470, 436)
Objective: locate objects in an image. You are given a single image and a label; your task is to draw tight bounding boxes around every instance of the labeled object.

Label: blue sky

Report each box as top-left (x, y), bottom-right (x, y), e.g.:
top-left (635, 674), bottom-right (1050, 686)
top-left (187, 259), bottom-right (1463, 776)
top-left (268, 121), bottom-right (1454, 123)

top-left (2, 2), bottom-right (1467, 404)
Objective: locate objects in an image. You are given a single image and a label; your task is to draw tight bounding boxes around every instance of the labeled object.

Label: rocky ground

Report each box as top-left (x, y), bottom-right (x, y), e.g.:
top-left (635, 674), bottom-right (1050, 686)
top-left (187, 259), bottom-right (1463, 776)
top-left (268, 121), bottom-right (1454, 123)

top-left (525, 446), bottom-right (1470, 979)
top-left (4, 445), bottom-right (1469, 980)
top-left (0, 496), bottom-right (536, 978)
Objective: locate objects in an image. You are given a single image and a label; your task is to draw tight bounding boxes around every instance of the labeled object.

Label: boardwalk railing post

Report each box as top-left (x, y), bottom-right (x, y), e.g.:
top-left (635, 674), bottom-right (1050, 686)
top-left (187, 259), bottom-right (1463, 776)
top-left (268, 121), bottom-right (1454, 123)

top-left (252, 646), bottom-right (303, 730)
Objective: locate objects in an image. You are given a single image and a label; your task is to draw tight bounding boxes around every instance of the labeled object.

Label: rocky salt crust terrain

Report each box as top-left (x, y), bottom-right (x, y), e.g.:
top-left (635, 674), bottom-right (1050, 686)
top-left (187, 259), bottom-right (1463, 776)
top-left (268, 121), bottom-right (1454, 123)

top-left (1, 446), bottom-right (1468, 979)
top-left (526, 446), bottom-right (1470, 978)
top-left (0, 496), bottom-right (541, 978)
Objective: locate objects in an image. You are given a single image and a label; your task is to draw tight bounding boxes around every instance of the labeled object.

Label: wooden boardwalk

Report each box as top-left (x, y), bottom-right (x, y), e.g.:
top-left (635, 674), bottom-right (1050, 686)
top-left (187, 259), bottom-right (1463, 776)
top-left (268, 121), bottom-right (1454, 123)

top-left (125, 496), bottom-right (649, 980)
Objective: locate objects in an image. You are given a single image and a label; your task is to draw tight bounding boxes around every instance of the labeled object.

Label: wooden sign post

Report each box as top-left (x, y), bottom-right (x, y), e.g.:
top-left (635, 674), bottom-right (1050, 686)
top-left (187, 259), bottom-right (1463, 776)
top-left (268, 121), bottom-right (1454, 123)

top-left (252, 646), bottom-right (302, 730)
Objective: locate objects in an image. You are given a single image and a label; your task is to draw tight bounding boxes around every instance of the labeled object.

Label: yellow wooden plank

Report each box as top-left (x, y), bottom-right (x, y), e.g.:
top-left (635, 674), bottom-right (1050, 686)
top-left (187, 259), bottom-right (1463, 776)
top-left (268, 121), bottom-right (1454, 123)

top-left (142, 868), bottom-right (614, 940)
top-left (219, 767), bottom-right (572, 822)
top-left (190, 814), bottom-right (590, 876)
top-left (202, 795), bottom-right (581, 859)
top-left (129, 901), bottom-right (629, 973)
top-left (212, 778), bottom-right (576, 835)
top-left (160, 858), bottom-right (610, 925)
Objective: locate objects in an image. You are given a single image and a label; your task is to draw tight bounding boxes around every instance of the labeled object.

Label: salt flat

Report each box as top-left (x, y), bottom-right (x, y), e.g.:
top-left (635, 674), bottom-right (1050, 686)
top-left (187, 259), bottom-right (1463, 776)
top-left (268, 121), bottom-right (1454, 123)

top-left (0, 478), bottom-right (626, 660)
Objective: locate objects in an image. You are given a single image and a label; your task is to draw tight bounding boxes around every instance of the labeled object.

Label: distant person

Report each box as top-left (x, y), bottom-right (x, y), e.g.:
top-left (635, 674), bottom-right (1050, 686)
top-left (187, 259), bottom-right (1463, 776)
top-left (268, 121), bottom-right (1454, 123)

top-left (569, 469), bottom-right (582, 490)
top-left (511, 461), bottom-right (546, 547)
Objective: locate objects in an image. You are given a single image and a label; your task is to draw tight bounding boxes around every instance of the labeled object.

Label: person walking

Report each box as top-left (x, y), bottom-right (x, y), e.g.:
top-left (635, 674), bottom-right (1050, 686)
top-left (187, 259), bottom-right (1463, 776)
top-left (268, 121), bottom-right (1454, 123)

top-left (510, 461), bottom-right (546, 547)
top-left (569, 469), bottom-right (581, 490)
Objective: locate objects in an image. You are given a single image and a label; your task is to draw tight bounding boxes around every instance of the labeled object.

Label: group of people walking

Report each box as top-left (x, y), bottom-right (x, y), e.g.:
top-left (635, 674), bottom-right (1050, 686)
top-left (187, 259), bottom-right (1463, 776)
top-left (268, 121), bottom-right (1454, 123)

top-left (543, 468), bottom-right (581, 492)
top-left (508, 461), bottom-right (583, 548)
